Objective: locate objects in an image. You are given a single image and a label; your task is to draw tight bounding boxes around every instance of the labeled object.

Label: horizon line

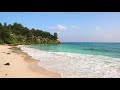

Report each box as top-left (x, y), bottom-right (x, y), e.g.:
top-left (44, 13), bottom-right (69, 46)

top-left (61, 41), bottom-right (120, 43)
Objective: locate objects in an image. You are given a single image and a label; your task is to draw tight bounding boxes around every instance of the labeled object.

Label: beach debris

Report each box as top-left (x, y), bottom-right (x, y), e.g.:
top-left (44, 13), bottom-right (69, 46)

top-left (8, 47), bottom-right (12, 49)
top-left (5, 74), bottom-right (7, 76)
top-left (6, 53), bottom-right (11, 54)
top-left (4, 63), bottom-right (10, 65)
top-left (2, 52), bottom-right (6, 53)
top-left (11, 51), bottom-right (16, 53)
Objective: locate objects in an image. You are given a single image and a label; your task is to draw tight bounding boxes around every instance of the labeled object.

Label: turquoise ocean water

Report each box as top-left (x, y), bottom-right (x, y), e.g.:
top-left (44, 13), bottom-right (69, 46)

top-left (19, 42), bottom-right (120, 77)
top-left (30, 42), bottom-right (120, 58)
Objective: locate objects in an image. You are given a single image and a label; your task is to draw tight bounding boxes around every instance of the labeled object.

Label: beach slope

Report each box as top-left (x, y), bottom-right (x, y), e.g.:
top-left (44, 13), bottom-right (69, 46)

top-left (0, 45), bottom-right (61, 78)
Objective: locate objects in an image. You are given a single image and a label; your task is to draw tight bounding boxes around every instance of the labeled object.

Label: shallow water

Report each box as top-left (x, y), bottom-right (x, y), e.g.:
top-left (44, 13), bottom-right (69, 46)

top-left (17, 42), bottom-right (120, 78)
top-left (30, 42), bottom-right (120, 58)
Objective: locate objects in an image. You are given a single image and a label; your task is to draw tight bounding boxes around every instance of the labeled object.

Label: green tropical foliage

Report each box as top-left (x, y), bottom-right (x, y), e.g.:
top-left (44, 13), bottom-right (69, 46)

top-left (0, 22), bottom-right (59, 45)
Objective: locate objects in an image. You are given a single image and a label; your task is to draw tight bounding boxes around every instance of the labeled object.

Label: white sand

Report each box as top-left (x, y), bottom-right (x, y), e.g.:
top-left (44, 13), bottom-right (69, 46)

top-left (0, 45), bottom-right (61, 78)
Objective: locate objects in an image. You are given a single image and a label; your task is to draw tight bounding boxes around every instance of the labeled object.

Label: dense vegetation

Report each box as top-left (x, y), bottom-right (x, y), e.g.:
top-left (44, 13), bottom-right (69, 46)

top-left (0, 22), bottom-right (60, 45)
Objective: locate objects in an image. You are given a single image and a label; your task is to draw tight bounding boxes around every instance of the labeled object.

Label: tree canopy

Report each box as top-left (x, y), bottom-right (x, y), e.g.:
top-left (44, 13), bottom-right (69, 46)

top-left (0, 22), bottom-right (60, 45)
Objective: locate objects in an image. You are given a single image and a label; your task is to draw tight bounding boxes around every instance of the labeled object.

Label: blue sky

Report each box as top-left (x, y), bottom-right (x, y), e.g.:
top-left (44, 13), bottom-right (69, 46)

top-left (0, 12), bottom-right (120, 42)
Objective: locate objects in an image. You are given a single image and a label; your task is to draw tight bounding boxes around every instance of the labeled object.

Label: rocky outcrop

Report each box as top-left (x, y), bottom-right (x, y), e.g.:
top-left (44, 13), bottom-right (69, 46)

top-left (54, 40), bottom-right (61, 44)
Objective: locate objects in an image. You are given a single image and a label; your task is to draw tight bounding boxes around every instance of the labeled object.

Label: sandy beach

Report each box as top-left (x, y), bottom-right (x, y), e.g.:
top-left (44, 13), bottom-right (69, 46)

top-left (0, 45), bottom-right (61, 78)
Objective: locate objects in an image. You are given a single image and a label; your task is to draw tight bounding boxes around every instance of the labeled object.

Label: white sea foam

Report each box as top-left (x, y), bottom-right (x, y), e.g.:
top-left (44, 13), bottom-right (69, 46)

top-left (17, 45), bottom-right (120, 78)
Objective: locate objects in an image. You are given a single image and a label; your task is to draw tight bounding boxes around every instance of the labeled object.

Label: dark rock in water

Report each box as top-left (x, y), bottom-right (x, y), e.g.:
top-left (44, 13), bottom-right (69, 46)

top-left (6, 53), bottom-right (11, 54)
top-left (4, 63), bottom-right (10, 65)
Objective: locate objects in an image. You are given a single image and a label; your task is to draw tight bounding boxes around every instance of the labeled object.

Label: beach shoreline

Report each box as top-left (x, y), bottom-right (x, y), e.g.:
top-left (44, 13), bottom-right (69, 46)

top-left (20, 44), bottom-right (120, 78)
top-left (0, 45), bottom-right (61, 78)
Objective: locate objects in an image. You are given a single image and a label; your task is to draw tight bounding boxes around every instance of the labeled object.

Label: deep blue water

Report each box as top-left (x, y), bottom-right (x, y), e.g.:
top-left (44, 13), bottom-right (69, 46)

top-left (30, 42), bottom-right (120, 58)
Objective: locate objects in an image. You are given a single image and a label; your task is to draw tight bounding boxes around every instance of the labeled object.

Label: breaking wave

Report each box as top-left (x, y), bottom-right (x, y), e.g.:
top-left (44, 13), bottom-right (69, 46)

top-left (18, 45), bottom-right (120, 78)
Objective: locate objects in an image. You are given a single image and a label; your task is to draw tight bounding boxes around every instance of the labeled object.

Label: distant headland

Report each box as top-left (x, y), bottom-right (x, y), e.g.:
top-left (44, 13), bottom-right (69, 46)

top-left (0, 22), bottom-right (60, 45)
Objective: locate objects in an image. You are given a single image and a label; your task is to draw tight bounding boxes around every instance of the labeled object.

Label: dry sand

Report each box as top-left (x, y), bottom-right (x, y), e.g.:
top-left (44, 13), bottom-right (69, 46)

top-left (0, 45), bottom-right (61, 78)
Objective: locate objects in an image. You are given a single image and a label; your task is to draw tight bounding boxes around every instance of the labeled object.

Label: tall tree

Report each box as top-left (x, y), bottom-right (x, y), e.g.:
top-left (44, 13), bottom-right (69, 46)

top-left (54, 32), bottom-right (58, 40)
top-left (4, 22), bottom-right (7, 28)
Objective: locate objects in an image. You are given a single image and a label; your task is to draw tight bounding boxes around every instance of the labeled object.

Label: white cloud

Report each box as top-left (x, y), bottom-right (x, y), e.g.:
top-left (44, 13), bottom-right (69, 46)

top-left (49, 24), bottom-right (67, 30)
top-left (49, 24), bottom-right (80, 30)
top-left (57, 24), bottom-right (67, 30)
